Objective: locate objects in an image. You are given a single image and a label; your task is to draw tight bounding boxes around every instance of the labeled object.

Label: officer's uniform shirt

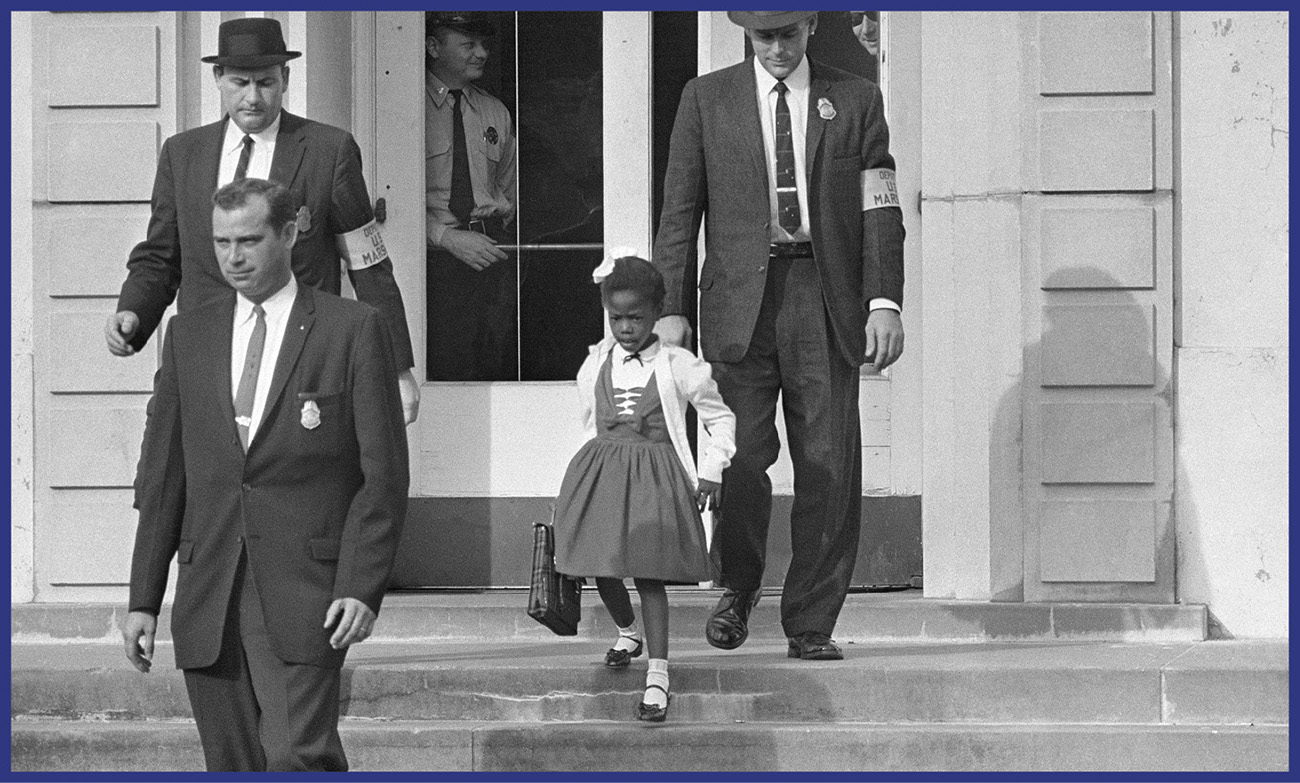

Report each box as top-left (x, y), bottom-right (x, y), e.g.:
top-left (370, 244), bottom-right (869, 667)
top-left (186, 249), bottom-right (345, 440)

top-left (425, 71), bottom-right (517, 245)
top-left (218, 113), bottom-right (280, 185)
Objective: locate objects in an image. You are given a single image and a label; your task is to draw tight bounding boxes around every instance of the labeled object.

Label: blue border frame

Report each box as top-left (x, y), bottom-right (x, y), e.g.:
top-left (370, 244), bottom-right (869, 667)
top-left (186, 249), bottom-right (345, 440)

top-left (5, 5), bottom-right (1293, 783)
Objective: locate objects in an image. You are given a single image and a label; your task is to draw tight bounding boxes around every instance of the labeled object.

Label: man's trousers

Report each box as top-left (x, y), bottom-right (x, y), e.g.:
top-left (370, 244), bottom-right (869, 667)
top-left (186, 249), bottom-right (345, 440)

top-left (182, 552), bottom-right (347, 772)
top-left (710, 254), bottom-right (863, 638)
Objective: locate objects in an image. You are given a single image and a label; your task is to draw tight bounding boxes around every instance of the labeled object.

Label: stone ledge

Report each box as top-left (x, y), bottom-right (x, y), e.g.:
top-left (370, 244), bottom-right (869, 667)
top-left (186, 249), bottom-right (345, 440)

top-left (11, 719), bottom-right (1288, 773)
top-left (13, 639), bottom-right (1285, 726)
top-left (12, 592), bottom-right (1209, 644)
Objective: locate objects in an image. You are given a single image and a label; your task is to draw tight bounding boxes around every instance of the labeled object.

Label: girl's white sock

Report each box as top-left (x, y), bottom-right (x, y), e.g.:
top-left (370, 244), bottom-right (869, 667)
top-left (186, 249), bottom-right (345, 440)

top-left (613, 621), bottom-right (641, 652)
top-left (643, 658), bottom-right (669, 708)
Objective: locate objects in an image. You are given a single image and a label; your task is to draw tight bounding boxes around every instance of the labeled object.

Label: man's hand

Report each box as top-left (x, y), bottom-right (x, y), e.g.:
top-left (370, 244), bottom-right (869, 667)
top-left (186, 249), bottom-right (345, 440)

top-left (122, 610), bottom-right (157, 673)
top-left (397, 369), bottom-right (420, 425)
top-left (105, 311), bottom-right (140, 357)
top-left (324, 598), bottom-right (378, 650)
top-left (438, 228), bottom-right (507, 271)
top-left (655, 314), bottom-right (693, 348)
top-left (864, 309), bottom-right (904, 371)
top-left (695, 478), bottom-right (722, 512)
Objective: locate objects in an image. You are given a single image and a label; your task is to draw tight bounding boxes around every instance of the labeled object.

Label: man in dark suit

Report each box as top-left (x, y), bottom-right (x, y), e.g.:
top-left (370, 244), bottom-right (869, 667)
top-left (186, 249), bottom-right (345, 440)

top-left (104, 17), bottom-right (420, 424)
top-left (121, 178), bottom-right (409, 771)
top-left (653, 11), bottom-right (905, 660)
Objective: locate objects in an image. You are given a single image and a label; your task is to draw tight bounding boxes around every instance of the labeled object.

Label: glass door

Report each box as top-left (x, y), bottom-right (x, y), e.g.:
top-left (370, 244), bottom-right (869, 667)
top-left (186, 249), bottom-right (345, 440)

top-left (368, 11), bottom-right (695, 586)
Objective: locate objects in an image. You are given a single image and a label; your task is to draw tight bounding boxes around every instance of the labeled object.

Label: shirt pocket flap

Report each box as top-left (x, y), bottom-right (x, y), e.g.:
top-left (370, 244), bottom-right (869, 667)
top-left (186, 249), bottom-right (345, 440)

top-left (310, 538), bottom-right (341, 561)
top-left (427, 134), bottom-right (451, 158)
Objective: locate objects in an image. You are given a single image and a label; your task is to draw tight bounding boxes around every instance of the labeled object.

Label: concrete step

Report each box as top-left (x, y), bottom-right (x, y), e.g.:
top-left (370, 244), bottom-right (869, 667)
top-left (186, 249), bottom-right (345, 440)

top-left (12, 591), bottom-right (1209, 644)
top-left (12, 639), bottom-right (1287, 726)
top-left (11, 718), bottom-right (1288, 772)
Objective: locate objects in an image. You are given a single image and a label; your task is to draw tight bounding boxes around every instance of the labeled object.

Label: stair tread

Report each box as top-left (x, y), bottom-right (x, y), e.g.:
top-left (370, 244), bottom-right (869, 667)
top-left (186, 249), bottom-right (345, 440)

top-left (13, 718), bottom-right (1289, 731)
top-left (12, 638), bottom-right (1287, 673)
top-left (13, 592), bottom-right (1210, 643)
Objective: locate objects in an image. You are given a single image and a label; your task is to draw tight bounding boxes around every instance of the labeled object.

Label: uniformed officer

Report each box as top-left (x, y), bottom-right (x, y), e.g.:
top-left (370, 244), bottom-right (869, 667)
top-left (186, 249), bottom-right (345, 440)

top-left (425, 11), bottom-right (519, 381)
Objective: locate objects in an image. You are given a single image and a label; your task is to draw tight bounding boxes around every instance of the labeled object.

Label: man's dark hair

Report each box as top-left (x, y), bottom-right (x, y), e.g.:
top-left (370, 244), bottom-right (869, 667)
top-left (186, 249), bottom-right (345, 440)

top-left (600, 256), bottom-right (666, 310)
top-left (212, 178), bottom-right (296, 231)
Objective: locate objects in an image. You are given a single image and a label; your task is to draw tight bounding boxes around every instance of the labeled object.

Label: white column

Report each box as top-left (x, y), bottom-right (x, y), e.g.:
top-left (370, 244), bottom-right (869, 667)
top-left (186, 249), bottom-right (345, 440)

top-left (199, 12), bottom-right (223, 124)
top-left (602, 11), bottom-right (652, 254)
top-left (920, 11), bottom-right (1026, 600)
top-left (1175, 11), bottom-right (1289, 637)
top-left (10, 11), bottom-right (36, 603)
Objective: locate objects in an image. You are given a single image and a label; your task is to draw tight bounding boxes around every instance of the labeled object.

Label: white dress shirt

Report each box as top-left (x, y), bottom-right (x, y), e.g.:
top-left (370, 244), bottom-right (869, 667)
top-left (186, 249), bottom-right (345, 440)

top-left (218, 113), bottom-right (281, 186)
top-left (231, 276), bottom-right (297, 444)
top-left (753, 57), bottom-right (812, 244)
top-left (753, 56), bottom-right (900, 314)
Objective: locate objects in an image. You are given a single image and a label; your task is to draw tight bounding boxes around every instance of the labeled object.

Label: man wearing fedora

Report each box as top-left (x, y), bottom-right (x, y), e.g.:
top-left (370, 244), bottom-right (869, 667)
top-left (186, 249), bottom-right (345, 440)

top-left (104, 17), bottom-right (420, 424)
top-left (652, 11), bottom-right (905, 660)
top-left (424, 11), bottom-right (519, 380)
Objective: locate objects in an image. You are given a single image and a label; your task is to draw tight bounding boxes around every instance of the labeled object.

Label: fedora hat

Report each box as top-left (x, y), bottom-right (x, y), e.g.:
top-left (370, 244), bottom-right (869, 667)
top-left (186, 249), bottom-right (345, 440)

top-left (426, 11), bottom-right (497, 38)
top-left (201, 18), bottom-right (302, 68)
top-left (727, 11), bottom-right (818, 30)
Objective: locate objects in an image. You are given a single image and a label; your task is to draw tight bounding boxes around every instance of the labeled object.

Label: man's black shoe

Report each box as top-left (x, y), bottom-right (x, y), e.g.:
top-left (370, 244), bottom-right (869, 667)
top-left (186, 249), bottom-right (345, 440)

top-left (705, 589), bottom-right (760, 650)
top-left (787, 631), bottom-right (844, 660)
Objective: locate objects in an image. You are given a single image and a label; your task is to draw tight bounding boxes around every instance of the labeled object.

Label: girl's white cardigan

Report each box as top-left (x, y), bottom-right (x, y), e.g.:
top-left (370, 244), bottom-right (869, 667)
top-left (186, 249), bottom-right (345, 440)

top-left (575, 337), bottom-right (737, 489)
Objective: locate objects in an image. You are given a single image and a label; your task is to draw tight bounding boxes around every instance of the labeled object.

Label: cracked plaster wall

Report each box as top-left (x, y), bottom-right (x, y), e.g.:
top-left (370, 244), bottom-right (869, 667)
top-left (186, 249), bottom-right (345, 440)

top-left (1175, 12), bottom-right (1288, 637)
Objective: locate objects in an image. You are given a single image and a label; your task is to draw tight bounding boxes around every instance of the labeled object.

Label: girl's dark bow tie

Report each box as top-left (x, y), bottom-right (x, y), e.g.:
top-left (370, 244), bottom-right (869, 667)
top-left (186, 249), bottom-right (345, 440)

top-left (621, 334), bottom-right (659, 365)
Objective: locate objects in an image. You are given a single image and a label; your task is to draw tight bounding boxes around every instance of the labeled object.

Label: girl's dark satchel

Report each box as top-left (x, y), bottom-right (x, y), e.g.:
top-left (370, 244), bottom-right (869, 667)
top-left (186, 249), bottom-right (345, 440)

top-left (527, 522), bottom-right (583, 635)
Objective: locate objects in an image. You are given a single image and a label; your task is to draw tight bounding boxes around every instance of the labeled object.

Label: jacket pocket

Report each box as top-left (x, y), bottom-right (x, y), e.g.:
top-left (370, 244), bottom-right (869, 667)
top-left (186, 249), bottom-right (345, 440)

top-left (309, 538), bottom-right (340, 561)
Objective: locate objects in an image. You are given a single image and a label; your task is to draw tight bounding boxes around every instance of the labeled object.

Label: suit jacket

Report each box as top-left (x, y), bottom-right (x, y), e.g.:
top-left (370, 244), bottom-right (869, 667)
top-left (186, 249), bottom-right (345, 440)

top-left (128, 285), bottom-right (409, 670)
top-left (117, 111), bottom-right (415, 369)
top-left (653, 58), bottom-right (905, 366)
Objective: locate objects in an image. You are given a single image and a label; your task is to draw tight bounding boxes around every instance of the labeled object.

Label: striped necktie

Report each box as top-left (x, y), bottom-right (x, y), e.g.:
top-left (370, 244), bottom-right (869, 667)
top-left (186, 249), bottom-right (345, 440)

top-left (773, 81), bottom-right (801, 235)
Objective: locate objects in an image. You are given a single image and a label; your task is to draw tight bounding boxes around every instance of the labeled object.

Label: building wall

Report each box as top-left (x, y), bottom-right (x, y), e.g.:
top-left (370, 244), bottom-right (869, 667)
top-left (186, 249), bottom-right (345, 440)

top-left (1174, 12), bottom-right (1289, 638)
top-left (8, 12), bottom-right (1289, 631)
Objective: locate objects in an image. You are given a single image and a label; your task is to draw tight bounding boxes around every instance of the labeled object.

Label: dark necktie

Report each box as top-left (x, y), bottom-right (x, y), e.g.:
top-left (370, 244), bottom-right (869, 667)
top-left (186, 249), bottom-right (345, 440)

top-left (449, 89), bottom-right (474, 225)
top-left (233, 134), bottom-right (254, 182)
top-left (233, 304), bottom-right (267, 452)
top-left (773, 82), bottom-right (801, 235)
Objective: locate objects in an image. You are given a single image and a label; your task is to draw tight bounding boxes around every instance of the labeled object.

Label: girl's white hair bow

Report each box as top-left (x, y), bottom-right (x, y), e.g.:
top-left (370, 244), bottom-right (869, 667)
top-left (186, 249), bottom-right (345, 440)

top-left (592, 245), bottom-right (642, 284)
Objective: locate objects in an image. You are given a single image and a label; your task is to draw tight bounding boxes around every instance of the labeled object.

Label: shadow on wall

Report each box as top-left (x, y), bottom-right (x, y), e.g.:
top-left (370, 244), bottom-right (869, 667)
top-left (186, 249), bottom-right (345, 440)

top-left (990, 266), bottom-right (1183, 611)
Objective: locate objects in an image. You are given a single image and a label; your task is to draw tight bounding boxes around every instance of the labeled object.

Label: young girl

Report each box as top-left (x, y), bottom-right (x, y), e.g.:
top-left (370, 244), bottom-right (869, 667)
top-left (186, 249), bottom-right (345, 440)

top-left (553, 252), bottom-right (736, 723)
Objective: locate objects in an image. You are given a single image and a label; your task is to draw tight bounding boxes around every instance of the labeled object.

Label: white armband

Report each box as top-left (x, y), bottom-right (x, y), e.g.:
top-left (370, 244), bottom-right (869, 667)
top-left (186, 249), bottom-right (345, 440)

top-left (336, 219), bottom-right (390, 271)
top-left (860, 168), bottom-right (900, 210)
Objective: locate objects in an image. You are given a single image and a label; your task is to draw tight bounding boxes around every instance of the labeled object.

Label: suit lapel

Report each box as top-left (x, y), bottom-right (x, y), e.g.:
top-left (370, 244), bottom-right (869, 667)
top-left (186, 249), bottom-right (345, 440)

top-left (805, 60), bottom-right (830, 178)
top-left (191, 292), bottom-right (241, 449)
top-left (189, 120), bottom-right (226, 260)
top-left (251, 285), bottom-right (317, 452)
top-left (269, 111), bottom-right (308, 190)
top-left (730, 62), bottom-right (768, 185)
top-left (199, 119), bottom-right (225, 196)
